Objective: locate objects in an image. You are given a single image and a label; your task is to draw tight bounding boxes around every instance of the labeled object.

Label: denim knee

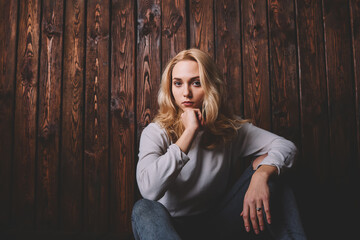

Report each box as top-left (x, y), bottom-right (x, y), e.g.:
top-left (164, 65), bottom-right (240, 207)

top-left (131, 199), bottom-right (181, 240)
top-left (132, 199), bottom-right (167, 219)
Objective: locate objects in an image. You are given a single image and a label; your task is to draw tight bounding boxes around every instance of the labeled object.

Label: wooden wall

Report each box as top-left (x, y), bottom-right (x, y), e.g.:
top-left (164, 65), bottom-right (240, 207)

top-left (1, 0), bottom-right (359, 239)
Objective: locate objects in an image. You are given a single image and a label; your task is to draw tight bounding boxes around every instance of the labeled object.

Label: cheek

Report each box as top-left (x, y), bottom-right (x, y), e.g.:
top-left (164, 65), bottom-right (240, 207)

top-left (172, 88), bottom-right (181, 103)
top-left (197, 90), bottom-right (205, 101)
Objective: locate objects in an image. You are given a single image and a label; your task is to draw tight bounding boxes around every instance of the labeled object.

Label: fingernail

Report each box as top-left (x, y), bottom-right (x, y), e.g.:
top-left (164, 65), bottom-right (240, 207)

top-left (268, 218), bottom-right (272, 224)
top-left (245, 226), bottom-right (250, 232)
top-left (260, 225), bottom-right (264, 231)
top-left (255, 230), bottom-right (259, 235)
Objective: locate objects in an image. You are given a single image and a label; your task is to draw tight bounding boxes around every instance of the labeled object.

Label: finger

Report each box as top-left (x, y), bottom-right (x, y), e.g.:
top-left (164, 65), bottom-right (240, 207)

top-left (193, 109), bottom-right (202, 120)
top-left (256, 201), bottom-right (265, 231)
top-left (194, 109), bottom-right (204, 126)
top-left (241, 205), bottom-right (251, 233)
top-left (249, 203), bottom-right (260, 235)
top-left (263, 200), bottom-right (271, 224)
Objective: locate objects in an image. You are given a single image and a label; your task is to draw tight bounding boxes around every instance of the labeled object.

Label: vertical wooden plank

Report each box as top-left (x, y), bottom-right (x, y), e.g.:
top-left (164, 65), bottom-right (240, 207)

top-left (215, 0), bottom-right (243, 117)
top-left (296, 0), bottom-right (329, 179)
top-left (350, 0), bottom-right (360, 168)
top-left (12, 0), bottom-right (41, 229)
top-left (137, 0), bottom-right (161, 132)
top-left (0, 0), bottom-right (18, 226)
top-left (268, 0), bottom-right (300, 145)
top-left (242, 0), bottom-right (271, 129)
top-left (322, 0), bottom-right (357, 178)
top-left (161, 0), bottom-right (187, 68)
top-left (189, 0), bottom-right (214, 57)
top-left (295, 1), bottom-right (331, 238)
top-left (36, 0), bottom-right (64, 230)
top-left (84, 0), bottom-right (110, 232)
top-left (110, 0), bottom-right (135, 234)
top-left (60, 0), bottom-right (86, 232)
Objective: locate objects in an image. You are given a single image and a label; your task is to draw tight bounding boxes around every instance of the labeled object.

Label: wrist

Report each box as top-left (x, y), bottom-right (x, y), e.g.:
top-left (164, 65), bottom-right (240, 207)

top-left (184, 126), bottom-right (198, 134)
top-left (253, 165), bottom-right (277, 181)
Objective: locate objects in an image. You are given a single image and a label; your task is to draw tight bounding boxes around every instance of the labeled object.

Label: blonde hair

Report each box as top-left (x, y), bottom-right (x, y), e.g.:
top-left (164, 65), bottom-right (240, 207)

top-left (154, 48), bottom-right (248, 149)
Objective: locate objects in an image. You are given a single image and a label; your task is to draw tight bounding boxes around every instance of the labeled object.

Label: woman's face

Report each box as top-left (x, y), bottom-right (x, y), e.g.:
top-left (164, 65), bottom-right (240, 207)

top-left (171, 60), bottom-right (205, 112)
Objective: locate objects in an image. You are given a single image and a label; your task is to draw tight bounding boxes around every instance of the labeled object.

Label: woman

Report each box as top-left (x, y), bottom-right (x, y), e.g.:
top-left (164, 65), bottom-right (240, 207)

top-left (132, 48), bottom-right (306, 239)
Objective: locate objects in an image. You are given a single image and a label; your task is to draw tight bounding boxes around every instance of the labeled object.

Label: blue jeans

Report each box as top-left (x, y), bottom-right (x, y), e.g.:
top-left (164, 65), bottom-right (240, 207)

top-left (132, 165), bottom-right (307, 240)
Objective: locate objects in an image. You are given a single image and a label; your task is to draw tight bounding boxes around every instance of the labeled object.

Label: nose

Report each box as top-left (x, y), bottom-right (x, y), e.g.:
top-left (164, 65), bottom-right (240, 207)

top-left (183, 84), bottom-right (192, 98)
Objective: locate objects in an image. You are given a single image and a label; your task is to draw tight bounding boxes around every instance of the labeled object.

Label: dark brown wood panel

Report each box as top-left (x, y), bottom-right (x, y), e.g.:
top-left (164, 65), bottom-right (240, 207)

top-left (60, 0), bottom-right (86, 232)
top-left (161, 0), bottom-right (187, 69)
top-left (12, 0), bottom-right (41, 230)
top-left (0, 0), bottom-right (18, 226)
top-left (110, 0), bottom-right (135, 234)
top-left (350, 0), bottom-right (360, 168)
top-left (268, 0), bottom-right (300, 145)
top-left (215, 0), bottom-right (243, 117)
top-left (84, 0), bottom-right (110, 232)
top-left (242, 0), bottom-right (271, 130)
top-left (137, 0), bottom-right (161, 132)
top-left (189, 0), bottom-right (214, 57)
top-left (322, 0), bottom-right (357, 178)
top-left (36, 0), bottom-right (64, 230)
top-left (296, 0), bottom-right (330, 180)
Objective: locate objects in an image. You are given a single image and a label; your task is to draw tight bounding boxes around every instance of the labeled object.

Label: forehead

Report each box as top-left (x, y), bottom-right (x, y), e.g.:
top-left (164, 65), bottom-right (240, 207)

top-left (172, 60), bottom-right (199, 79)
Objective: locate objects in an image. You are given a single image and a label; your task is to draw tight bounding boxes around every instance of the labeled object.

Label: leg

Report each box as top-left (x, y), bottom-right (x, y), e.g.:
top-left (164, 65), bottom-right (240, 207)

top-left (210, 165), bottom-right (307, 240)
top-left (209, 165), bottom-right (256, 239)
top-left (265, 181), bottom-right (307, 240)
top-left (131, 199), bottom-right (181, 240)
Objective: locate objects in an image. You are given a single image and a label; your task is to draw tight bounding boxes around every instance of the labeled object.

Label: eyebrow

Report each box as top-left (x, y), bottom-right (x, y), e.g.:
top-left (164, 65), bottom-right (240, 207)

top-left (172, 76), bottom-right (200, 81)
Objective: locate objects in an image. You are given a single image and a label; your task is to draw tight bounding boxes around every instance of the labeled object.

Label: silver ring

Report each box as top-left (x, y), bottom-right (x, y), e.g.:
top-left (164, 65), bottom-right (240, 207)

top-left (256, 207), bottom-right (262, 211)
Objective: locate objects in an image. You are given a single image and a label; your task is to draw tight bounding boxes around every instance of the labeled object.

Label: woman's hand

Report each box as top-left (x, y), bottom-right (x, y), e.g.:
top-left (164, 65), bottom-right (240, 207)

top-left (180, 108), bottom-right (204, 131)
top-left (240, 155), bottom-right (277, 235)
top-left (175, 108), bottom-right (204, 154)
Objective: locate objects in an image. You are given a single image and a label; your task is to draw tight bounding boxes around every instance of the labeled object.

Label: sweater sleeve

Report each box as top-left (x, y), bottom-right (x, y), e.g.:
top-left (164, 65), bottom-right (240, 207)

top-left (136, 123), bottom-right (190, 200)
top-left (234, 122), bottom-right (297, 175)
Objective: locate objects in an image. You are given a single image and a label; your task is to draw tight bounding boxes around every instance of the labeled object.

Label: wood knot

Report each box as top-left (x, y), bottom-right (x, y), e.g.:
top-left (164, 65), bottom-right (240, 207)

top-left (138, 7), bottom-right (160, 38)
top-left (163, 13), bottom-right (183, 38)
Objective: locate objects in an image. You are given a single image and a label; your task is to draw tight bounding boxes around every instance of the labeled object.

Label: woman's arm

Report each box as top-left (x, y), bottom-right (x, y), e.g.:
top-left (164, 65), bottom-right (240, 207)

top-left (137, 109), bottom-right (203, 201)
top-left (175, 108), bottom-right (203, 153)
top-left (241, 154), bottom-right (277, 234)
top-left (235, 122), bottom-right (297, 175)
top-left (236, 124), bottom-right (297, 234)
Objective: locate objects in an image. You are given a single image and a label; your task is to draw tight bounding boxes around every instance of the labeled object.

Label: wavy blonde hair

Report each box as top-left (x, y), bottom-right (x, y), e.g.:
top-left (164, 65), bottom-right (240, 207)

top-left (154, 48), bottom-right (248, 149)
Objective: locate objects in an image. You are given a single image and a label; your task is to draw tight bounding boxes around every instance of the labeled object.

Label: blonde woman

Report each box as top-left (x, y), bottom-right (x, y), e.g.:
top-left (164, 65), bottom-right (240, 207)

top-left (132, 48), bottom-right (306, 240)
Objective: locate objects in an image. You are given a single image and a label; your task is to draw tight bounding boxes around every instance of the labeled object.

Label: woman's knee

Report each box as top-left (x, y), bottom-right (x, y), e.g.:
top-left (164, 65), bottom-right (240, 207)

top-left (133, 199), bottom-right (155, 218)
top-left (132, 199), bottom-right (169, 221)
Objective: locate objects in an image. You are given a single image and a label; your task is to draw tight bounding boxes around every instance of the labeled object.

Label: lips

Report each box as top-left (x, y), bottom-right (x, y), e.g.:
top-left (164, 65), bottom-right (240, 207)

top-left (182, 101), bottom-right (194, 106)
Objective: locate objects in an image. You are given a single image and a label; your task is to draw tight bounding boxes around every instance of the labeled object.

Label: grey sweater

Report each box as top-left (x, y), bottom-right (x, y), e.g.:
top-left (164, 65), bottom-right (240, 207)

top-left (137, 122), bottom-right (297, 217)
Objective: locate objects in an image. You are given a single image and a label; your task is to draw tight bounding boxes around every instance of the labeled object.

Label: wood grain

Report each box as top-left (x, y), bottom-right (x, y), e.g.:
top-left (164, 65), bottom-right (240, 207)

top-left (215, 0), bottom-right (243, 117)
top-left (161, 0), bottom-right (187, 68)
top-left (268, 0), bottom-right (300, 145)
top-left (36, 0), bottom-right (64, 230)
top-left (189, 0), bottom-right (214, 57)
top-left (0, 0), bottom-right (18, 226)
top-left (137, 0), bottom-right (161, 134)
top-left (84, 0), bottom-right (110, 232)
top-left (322, 0), bottom-right (357, 179)
top-left (350, 0), bottom-right (360, 169)
top-left (60, 0), bottom-right (86, 232)
top-left (12, 0), bottom-right (41, 230)
top-left (296, 0), bottom-right (330, 180)
top-left (242, 0), bottom-right (271, 130)
top-left (110, 0), bottom-right (135, 235)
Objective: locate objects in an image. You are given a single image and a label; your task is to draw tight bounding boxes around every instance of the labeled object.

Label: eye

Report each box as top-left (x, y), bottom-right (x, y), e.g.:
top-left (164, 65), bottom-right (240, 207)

top-left (192, 81), bottom-right (201, 87)
top-left (173, 81), bottom-right (182, 87)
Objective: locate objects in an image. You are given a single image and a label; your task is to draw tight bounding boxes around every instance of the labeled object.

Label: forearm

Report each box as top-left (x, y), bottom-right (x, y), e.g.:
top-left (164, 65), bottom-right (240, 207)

top-left (175, 127), bottom-right (198, 154)
top-left (253, 165), bottom-right (278, 181)
top-left (137, 144), bottom-right (189, 200)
